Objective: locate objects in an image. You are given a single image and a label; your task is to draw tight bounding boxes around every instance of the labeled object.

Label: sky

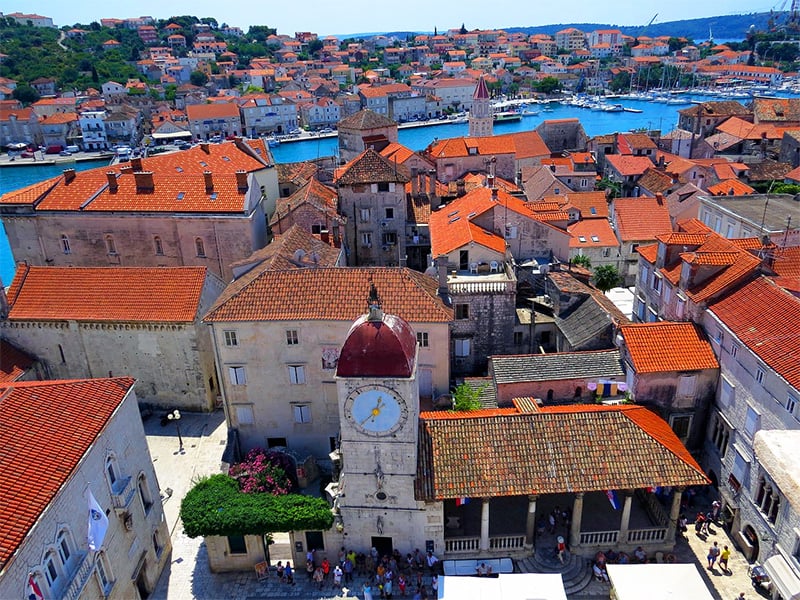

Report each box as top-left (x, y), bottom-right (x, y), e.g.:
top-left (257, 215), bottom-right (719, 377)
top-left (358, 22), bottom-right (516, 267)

top-left (13, 0), bottom-right (767, 37)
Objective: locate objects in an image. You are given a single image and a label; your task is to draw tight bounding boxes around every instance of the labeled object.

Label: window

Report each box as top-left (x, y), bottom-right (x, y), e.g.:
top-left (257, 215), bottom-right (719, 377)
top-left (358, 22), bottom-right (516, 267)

top-left (382, 231), bottom-right (397, 246)
top-left (361, 232), bottom-right (372, 246)
top-left (455, 304), bottom-right (469, 320)
top-left (153, 236), bottom-right (164, 256)
top-left (57, 531), bottom-right (72, 565)
top-left (306, 530), bottom-right (325, 551)
top-left (60, 235), bottom-right (71, 254)
top-left (384, 207), bottom-right (394, 219)
top-left (104, 235), bottom-right (117, 255)
top-left (639, 265), bottom-right (649, 288)
top-left (677, 375), bottom-right (696, 398)
top-left (635, 295), bottom-right (645, 320)
top-left (286, 330), bottom-right (299, 345)
top-left (360, 208), bottom-right (371, 222)
top-left (553, 187), bottom-right (561, 195)
top-left (228, 366), bottom-right (247, 385)
top-left (288, 365), bottom-right (306, 384)
top-left (235, 405), bottom-right (254, 425)
top-left (138, 474), bottom-right (153, 515)
top-left (45, 551), bottom-right (59, 585)
top-left (580, 178), bottom-right (588, 188)
top-left (744, 406), bottom-right (760, 438)
top-left (514, 331), bottom-right (523, 346)
top-left (646, 305), bottom-right (658, 323)
top-left (223, 330), bottom-right (238, 347)
top-left (710, 411), bottom-right (731, 457)
top-left (663, 285), bottom-right (672, 306)
top-left (505, 225), bottom-right (518, 239)
top-left (377, 182), bottom-right (390, 192)
top-left (227, 535), bottom-right (248, 555)
top-left (756, 477), bottom-right (781, 524)
top-left (417, 332), bottom-right (429, 347)
top-left (676, 295), bottom-right (686, 319)
top-left (730, 342), bottom-right (739, 358)
top-left (602, 247), bottom-right (611, 257)
top-left (267, 437), bottom-right (288, 448)
top-left (651, 272), bottom-right (662, 294)
top-left (730, 448), bottom-right (749, 491)
top-left (669, 414), bottom-right (692, 441)
top-left (105, 456), bottom-right (118, 488)
top-left (454, 338), bottom-right (471, 357)
top-left (195, 238), bottom-right (206, 257)
top-left (720, 376), bottom-right (735, 406)
top-left (787, 394), bottom-right (798, 418)
top-left (293, 404), bottom-right (311, 423)
top-left (713, 328), bottom-right (724, 346)
top-left (153, 530), bottom-right (164, 558)
top-left (756, 367), bottom-right (765, 385)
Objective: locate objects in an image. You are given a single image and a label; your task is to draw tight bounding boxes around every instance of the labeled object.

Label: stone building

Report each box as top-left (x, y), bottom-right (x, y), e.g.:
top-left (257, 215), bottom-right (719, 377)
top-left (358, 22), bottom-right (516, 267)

top-left (269, 178), bottom-right (346, 246)
top-left (203, 267), bottom-right (452, 459)
top-left (337, 109), bottom-right (399, 164)
top-left (0, 378), bottom-right (170, 600)
top-left (0, 140), bottom-right (279, 283)
top-left (1, 265), bottom-right (225, 411)
top-left (468, 76), bottom-right (493, 138)
top-left (335, 149), bottom-right (410, 267)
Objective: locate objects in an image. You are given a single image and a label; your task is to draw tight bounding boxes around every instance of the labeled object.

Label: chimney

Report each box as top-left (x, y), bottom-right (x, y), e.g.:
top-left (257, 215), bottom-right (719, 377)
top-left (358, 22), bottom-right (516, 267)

top-left (435, 255), bottom-right (450, 303)
top-left (428, 169), bottom-right (436, 197)
top-left (491, 187), bottom-right (498, 202)
top-left (487, 174), bottom-right (495, 189)
top-left (549, 163), bottom-right (556, 173)
top-left (106, 171), bottom-right (118, 192)
top-left (134, 171), bottom-right (155, 192)
top-left (131, 157), bottom-right (143, 171)
top-left (63, 168), bottom-right (76, 184)
top-left (320, 229), bottom-right (330, 244)
top-left (204, 170), bottom-right (214, 193)
top-left (658, 154), bottom-right (665, 169)
top-left (411, 168), bottom-right (419, 196)
top-left (235, 170), bottom-right (248, 192)
top-left (200, 142), bottom-right (210, 154)
top-left (655, 192), bottom-right (664, 206)
top-left (456, 179), bottom-right (466, 197)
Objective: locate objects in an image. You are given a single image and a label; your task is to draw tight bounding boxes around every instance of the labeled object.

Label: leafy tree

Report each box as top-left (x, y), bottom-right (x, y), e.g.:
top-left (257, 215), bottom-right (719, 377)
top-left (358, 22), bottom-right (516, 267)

top-left (609, 71), bottom-right (631, 93)
top-left (12, 84), bottom-right (39, 104)
top-left (571, 254), bottom-right (592, 268)
top-left (308, 39), bottom-right (324, 56)
top-left (229, 448), bottom-right (294, 494)
top-left (460, 23), bottom-right (467, 35)
top-left (596, 177), bottom-right (621, 199)
top-left (536, 76), bottom-right (561, 94)
top-left (451, 382), bottom-right (485, 411)
top-left (248, 25), bottom-right (277, 43)
top-left (593, 265), bottom-right (621, 292)
top-left (190, 70), bottom-right (209, 86)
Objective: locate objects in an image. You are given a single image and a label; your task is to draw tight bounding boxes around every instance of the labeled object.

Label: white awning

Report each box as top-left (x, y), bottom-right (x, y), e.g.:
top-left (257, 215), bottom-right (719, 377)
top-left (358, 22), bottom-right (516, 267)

top-left (764, 554), bottom-right (800, 600)
top-left (607, 564), bottom-right (714, 600)
top-left (152, 131), bottom-right (192, 139)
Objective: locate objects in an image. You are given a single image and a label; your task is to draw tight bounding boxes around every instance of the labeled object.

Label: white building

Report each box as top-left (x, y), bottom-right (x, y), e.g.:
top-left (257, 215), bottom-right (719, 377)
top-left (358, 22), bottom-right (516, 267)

top-left (0, 378), bottom-right (170, 600)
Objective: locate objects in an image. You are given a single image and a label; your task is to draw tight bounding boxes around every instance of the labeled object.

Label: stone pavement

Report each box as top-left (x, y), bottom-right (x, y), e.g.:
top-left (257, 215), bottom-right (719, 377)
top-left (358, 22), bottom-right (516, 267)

top-left (145, 412), bottom-right (760, 599)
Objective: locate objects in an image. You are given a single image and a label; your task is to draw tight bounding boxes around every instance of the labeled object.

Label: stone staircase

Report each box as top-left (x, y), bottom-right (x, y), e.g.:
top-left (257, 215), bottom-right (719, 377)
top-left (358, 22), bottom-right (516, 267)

top-left (515, 548), bottom-right (593, 596)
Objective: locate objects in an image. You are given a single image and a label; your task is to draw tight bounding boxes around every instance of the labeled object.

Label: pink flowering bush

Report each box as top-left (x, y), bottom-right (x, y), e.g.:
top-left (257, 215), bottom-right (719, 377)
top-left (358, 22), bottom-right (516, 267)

top-left (229, 448), bottom-right (293, 495)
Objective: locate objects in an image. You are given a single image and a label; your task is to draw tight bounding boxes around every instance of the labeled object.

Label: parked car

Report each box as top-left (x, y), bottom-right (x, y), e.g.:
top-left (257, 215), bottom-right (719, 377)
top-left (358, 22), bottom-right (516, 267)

top-left (59, 150), bottom-right (71, 156)
top-left (65, 145), bottom-right (80, 154)
top-left (20, 151), bottom-right (35, 158)
top-left (45, 145), bottom-right (63, 154)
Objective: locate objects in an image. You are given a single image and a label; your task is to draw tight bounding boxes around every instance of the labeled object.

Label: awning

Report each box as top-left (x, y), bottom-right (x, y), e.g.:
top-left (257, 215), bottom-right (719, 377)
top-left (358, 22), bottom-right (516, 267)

top-left (764, 554), bottom-right (800, 600)
top-left (152, 131), bottom-right (192, 140)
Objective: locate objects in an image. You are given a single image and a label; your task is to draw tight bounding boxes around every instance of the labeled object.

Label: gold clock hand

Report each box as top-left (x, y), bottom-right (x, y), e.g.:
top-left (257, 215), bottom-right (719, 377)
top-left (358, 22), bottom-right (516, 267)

top-left (360, 411), bottom-right (377, 426)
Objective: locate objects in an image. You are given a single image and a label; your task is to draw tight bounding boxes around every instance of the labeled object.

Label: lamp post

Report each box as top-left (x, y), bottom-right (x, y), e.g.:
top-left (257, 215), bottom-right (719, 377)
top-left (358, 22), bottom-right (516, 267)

top-left (167, 409), bottom-right (183, 452)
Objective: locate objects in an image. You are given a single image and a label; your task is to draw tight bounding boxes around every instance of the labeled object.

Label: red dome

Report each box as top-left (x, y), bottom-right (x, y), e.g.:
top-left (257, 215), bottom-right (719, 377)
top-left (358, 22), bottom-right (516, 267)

top-left (336, 312), bottom-right (417, 378)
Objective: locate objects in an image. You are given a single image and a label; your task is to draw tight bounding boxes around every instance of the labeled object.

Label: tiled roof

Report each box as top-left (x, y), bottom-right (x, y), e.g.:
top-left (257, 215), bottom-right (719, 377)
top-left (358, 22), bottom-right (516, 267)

top-left (772, 246), bottom-right (800, 278)
top-left (681, 251), bottom-right (740, 266)
top-left (229, 225), bottom-right (341, 274)
top-left (753, 97), bottom-right (800, 122)
top-left (426, 131), bottom-right (549, 161)
top-left (0, 176), bottom-right (60, 205)
top-left (613, 198), bottom-right (673, 241)
top-left (491, 349), bottom-right (624, 384)
top-left (637, 168), bottom-right (674, 194)
top-left (186, 101), bottom-right (240, 119)
top-left (678, 101), bottom-right (750, 118)
top-left (563, 191), bottom-right (609, 218)
top-left (338, 109), bottom-right (396, 130)
top-left (0, 378), bottom-right (136, 568)
top-left (204, 267), bottom-right (452, 323)
top-left (621, 322), bottom-right (719, 374)
top-left (567, 218), bottom-right (618, 248)
top-left (7, 266), bottom-right (207, 322)
top-left (605, 154), bottom-right (653, 177)
top-left (0, 340), bottom-right (35, 382)
top-left (416, 404), bottom-right (709, 500)
top-left (335, 148), bottom-right (410, 185)
top-left (709, 276), bottom-right (800, 389)
top-left (745, 159), bottom-right (792, 183)
top-left (554, 295), bottom-right (616, 349)
top-left (270, 178), bottom-right (340, 226)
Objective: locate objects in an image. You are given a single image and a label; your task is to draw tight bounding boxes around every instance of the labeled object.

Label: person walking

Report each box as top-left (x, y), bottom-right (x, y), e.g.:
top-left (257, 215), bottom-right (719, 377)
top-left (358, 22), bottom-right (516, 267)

top-left (284, 561), bottom-right (294, 584)
top-left (313, 565), bottom-right (325, 590)
top-left (707, 541), bottom-right (721, 569)
top-left (333, 564), bottom-right (343, 588)
top-left (719, 545), bottom-right (731, 573)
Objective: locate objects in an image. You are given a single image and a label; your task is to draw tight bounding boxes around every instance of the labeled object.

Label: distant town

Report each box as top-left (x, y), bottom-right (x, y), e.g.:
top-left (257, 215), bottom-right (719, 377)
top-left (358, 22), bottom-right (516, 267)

top-left (1, 8), bottom-right (800, 600)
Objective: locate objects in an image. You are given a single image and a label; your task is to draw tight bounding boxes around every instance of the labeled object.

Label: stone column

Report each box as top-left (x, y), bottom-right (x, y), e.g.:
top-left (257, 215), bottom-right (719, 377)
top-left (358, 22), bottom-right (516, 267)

top-left (525, 495), bottom-right (538, 547)
top-left (480, 498), bottom-right (491, 552)
top-left (665, 488), bottom-right (684, 541)
top-left (569, 493), bottom-right (584, 548)
top-left (619, 491), bottom-right (633, 546)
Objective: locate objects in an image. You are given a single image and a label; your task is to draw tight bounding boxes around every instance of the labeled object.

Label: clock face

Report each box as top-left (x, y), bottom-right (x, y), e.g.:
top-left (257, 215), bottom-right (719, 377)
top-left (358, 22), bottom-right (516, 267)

top-left (344, 386), bottom-right (408, 436)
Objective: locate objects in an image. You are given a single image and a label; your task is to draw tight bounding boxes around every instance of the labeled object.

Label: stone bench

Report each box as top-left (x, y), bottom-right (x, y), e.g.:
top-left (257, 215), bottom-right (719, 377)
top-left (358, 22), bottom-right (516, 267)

top-left (443, 557), bottom-right (514, 577)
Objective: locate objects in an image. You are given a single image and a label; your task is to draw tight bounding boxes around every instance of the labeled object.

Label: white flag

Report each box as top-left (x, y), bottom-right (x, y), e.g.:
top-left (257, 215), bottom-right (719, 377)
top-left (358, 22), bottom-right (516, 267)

top-left (87, 489), bottom-right (109, 551)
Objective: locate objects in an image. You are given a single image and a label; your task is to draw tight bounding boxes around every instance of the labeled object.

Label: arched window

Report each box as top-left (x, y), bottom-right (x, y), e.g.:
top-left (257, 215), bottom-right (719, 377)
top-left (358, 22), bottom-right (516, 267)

top-left (57, 530), bottom-right (73, 566)
top-left (60, 235), bottom-right (71, 255)
top-left (138, 473), bottom-right (153, 515)
top-left (153, 236), bottom-right (164, 256)
top-left (95, 550), bottom-right (112, 592)
top-left (44, 549), bottom-right (60, 586)
top-left (104, 235), bottom-right (117, 255)
top-left (546, 389), bottom-right (554, 402)
top-left (105, 455), bottom-right (119, 489)
top-left (195, 238), bottom-right (206, 257)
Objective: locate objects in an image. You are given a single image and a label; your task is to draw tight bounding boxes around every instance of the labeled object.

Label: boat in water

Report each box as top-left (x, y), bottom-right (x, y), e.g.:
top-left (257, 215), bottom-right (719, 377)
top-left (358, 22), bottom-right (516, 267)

top-left (494, 110), bottom-right (522, 123)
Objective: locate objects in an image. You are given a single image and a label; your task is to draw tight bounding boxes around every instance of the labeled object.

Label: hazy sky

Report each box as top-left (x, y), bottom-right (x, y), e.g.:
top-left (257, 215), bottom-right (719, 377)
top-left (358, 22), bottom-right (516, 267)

top-left (14, 0), bottom-right (767, 37)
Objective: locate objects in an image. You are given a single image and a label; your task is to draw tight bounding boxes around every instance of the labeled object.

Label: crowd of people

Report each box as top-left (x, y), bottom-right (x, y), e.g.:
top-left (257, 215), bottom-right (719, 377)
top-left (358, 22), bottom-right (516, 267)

top-left (271, 546), bottom-right (443, 599)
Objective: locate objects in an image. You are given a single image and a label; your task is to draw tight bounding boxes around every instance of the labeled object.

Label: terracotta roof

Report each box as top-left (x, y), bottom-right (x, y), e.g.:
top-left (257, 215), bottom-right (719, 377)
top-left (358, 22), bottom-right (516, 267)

top-left (270, 178), bottom-right (340, 226)
top-left (0, 378), bottom-right (136, 568)
top-left (186, 101), bottom-right (240, 120)
top-left (753, 97), bottom-right (800, 123)
top-left (7, 266), bottom-right (208, 322)
top-left (678, 100), bottom-right (751, 118)
top-left (335, 148), bottom-right (410, 185)
top-left (0, 177), bottom-right (60, 205)
top-left (562, 191), bottom-right (609, 218)
top-left (416, 404), bottom-right (709, 500)
top-left (338, 109), bottom-right (396, 130)
top-left (709, 276), bottom-right (800, 389)
top-left (204, 267), bottom-right (452, 323)
top-left (567, 218), bottom-right (618, 248)
top-left (771, 246), bottom-right (800, 278)
top-left (637, 168), bottom-right (675, 194)
top-left (426, 130), bottom-right (549, 162)
top-left (605, 154), bottom-right (653, 177)
top-left (613, 198), bottom-right (673, 241)
top-left (228, 225), bottom-right (341, 273)
top-left (621, 322), bottom-right (719, 374)
top-left (0, 340), bottom-right (35, 382)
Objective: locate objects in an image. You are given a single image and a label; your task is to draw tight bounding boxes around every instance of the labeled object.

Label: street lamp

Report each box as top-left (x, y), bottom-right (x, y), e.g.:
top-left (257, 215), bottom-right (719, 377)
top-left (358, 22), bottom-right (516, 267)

top-left (167, 409), bottom-right (183, 452)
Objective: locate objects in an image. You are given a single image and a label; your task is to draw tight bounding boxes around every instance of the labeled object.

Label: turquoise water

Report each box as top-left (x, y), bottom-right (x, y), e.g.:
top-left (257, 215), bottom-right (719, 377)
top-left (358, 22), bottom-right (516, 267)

top-left (0, 96), bottom-right (727, 284)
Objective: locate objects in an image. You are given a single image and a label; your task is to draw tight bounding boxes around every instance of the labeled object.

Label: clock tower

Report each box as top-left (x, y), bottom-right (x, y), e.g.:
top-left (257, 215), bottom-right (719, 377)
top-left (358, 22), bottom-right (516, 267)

top-left (334, 285), bottom-right (424, 553)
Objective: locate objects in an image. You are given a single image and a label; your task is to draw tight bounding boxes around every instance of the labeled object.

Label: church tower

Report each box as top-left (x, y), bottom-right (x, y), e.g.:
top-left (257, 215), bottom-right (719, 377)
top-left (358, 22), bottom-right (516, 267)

top-left (333, 285), bottom-right (426, 556)
top-left (468, 75), bottom-right (493, 138)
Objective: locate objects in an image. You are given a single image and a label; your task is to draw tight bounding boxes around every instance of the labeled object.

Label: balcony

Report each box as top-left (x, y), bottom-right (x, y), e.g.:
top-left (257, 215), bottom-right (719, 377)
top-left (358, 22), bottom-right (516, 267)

top-left (63, 552), bottom-right (93, 600)
top-left (111, 476), bottom-right (136, 514)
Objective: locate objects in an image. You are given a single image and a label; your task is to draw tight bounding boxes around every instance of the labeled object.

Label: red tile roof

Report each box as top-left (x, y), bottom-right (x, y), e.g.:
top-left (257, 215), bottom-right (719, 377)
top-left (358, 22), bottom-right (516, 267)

top-left (710, 276), bottom-right (800, 389)
top-left (621, 322), bottom-right (719, 373)
top-left (0, 177), bottom-right (60, 205)
top-left (7, 266), bottom-right (208, 322)
top-left (707, 179), bottom-right (755, 196)
top-left (335, 148), bottom-right (410, 185)
top-left (416, 404), bottom-right (708, 500)
top-left (605, 154), bottom-right (653, 177)
top-left (567, 218), bottom-right (618, 248)
top-left (204, 267), bottom-right (452, 323)
top-left (613, 198), bottom-right (673, 241)
top-left (0, 378), bottom-right (135, 568)
top-left (426, 130), bottom-right (549, 161)
top-left (0, 340), bottom-right (35, 382)
top-left (186, 101), bottom-right (240, 120)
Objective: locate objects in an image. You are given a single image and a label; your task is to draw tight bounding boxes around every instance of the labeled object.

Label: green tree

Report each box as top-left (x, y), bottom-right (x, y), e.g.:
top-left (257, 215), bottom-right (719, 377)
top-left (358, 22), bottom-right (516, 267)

top-left (572, 254), bottom-right (592, 268)
top-left (609, 71), bottom-right (631, 93)
top-left (536, 76), bottom-right (561, 94)
top-left (190, 70), bottom-right (209, 86)
top-left (451, 382), bottom-right (485, 411)
top-left (460, 23), bottom-right (467, 35)
top-left (593, 265), bottom-right (621, 292)
top-left (12, 84), bottom-right (39, 104)
top-left (308, 39), bottom-right (324, 56)
top-left (596, 177), bottom-right (621, 199)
